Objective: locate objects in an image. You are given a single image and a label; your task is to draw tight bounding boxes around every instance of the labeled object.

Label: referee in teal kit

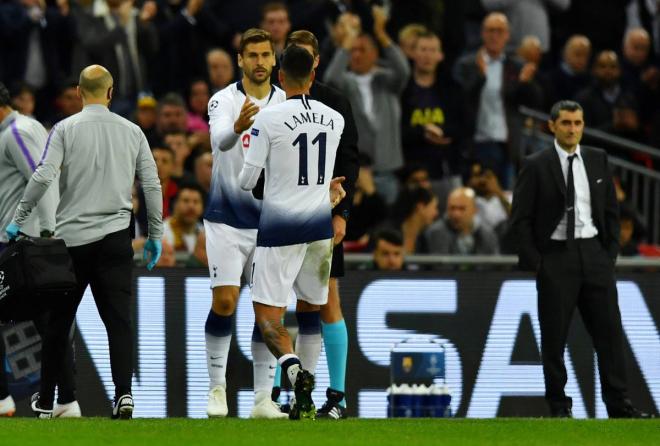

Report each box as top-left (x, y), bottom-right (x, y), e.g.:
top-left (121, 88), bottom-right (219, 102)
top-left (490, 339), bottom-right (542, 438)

top-left (5, 65), bottom-right (163, 419)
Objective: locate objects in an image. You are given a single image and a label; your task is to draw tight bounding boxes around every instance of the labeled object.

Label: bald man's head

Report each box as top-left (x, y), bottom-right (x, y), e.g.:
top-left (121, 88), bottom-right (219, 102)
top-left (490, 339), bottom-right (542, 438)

top-left (78, 65), bottom-right (114, 100)
top-left (482, 13), bottom-right (510, 56)
top-left (446, 187), bottom-right (477, 234)
top-left (593, 50), bottom-right (620, 87)
top-left (563, 35), bottom-right (591, 73)
top-left (623, 28), bottom-right (651, 66)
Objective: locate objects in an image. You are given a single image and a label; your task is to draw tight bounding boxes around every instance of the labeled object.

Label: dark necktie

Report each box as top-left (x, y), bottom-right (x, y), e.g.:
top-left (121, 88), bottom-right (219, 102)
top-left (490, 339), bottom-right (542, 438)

top-left (566, 154), bottom-right (576, 245)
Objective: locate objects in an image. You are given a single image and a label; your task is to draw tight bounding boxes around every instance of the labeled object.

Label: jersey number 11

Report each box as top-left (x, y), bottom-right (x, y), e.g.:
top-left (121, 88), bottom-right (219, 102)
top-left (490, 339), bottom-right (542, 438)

top-left (293, 132), bottom-right (327, 186)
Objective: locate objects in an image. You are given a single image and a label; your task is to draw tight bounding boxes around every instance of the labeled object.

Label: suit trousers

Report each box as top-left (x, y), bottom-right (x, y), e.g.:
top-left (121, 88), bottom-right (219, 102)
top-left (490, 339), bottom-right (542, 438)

top-left (40, 229), bottom-right (134, 408)
top-left (537, 237), bottom-right (629, 411)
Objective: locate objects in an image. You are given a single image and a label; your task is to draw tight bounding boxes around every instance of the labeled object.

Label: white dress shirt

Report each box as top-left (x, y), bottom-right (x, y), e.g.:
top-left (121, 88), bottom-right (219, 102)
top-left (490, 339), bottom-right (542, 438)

top-left (551, 141), bottom-right (599, 240)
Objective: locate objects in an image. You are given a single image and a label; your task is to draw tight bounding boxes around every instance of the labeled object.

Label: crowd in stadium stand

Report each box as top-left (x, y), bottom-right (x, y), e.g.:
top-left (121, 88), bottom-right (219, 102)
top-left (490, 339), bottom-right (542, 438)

top-left (1, 0), bottom-right (658, 265)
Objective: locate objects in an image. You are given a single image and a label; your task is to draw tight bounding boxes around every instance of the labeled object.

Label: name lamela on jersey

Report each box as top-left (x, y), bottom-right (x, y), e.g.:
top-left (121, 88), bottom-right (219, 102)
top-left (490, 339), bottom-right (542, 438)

top-left (283, 111), bottom-right (336, 131)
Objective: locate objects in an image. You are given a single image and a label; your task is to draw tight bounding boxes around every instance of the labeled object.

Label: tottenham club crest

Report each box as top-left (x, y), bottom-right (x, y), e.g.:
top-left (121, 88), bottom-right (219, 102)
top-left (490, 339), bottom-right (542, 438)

top-left (0, 270), bottom-right (4, 284)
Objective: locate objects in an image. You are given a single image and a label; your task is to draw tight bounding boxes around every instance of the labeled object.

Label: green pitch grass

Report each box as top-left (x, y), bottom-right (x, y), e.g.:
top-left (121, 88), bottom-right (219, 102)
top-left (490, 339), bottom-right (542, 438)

top-left (1, 418), bottom-right (658, 446)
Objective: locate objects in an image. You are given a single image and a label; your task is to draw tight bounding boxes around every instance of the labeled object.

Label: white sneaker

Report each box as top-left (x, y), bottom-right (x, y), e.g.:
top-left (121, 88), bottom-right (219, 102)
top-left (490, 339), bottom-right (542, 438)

top-left (250, 398), bottom-right (288, 419)
top-left (207, 385), bottom-right (228, 418)
top-left (0, 395), bottom-right (16, 417)
top-left (54, 400), bottom-right (82, 418)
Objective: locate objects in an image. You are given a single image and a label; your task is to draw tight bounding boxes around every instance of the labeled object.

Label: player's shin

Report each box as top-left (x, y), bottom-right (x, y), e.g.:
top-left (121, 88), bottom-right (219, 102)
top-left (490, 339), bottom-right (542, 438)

top-left (295, 310), bottom-right (322, 374)
top-left (205, 310), bottom-right (234, 389)
top-left (251, 322), bottom-right (277, 403)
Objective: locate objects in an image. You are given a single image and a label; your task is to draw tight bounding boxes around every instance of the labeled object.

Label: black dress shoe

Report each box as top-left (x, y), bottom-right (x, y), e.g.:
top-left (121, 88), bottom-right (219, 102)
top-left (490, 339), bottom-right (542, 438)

top-left (550, 407), bottom-right (573, 418)
top-left (608, 404), bottom-right (655, 419)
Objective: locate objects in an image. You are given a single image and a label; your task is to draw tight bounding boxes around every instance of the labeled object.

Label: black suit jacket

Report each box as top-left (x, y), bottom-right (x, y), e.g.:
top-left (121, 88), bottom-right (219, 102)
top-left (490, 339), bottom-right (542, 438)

top-left (510, 145), bottom-right (620, 271)
top-left (309, 81), bottom-right (360, 220)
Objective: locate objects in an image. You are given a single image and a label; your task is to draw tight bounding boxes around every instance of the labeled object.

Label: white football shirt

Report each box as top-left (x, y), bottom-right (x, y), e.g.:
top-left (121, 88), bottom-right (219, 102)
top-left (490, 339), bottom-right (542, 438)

top-left (243, 94), bottom-right (345, 247)
top-left (205, 81), bottom-right (286, 229)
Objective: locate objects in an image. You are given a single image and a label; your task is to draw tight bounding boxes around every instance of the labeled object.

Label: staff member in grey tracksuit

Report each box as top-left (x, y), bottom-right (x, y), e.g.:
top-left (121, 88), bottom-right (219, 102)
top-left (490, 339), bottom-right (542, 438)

top-left (5, 65), bottom-right (163, 419)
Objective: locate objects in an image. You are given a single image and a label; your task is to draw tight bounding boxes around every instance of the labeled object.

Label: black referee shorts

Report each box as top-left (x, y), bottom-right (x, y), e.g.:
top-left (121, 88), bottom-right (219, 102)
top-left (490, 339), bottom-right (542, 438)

top-left (330, 241), bottom-right (344, 278)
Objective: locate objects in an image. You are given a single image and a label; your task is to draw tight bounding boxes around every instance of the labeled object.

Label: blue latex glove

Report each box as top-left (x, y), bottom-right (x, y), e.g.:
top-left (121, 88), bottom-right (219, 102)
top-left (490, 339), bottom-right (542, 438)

top-left (143, 239), bottom-right (162, 271)
top-left (5, 223), bottom-right (20, 241)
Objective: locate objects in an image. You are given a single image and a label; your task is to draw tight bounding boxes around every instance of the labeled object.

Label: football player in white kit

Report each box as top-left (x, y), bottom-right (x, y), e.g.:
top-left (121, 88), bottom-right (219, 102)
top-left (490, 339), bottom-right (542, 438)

top-left (204, 28), bottom-right (287, 419)
top-left (239, 45), bottom-right (345, 420)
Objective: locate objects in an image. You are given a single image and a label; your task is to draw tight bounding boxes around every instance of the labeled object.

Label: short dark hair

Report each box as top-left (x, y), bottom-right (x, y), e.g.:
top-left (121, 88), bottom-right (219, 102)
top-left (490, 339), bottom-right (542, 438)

top-left (174, 182), bottom-right (205, 201)
top-left (152, 145), bottom-right (175, 160)
top-left (373, 229), bottom-right (403, 247)
top-left (239, 28), bottom-right (275, 55)
top-left (280, 44), bottom-right (314, 87)
top-left (9, 81), bottom-right (34, 98)
top-left (550, 100), bottom-right (583, 121)
top-left (391, 187), bottom-right (436, 223)
top-left (158, 93), bottom-right (186, 111)
top-left (0, 82), bottom-right (12, 107)
top-left (286, 30), bottom-right (319, 57)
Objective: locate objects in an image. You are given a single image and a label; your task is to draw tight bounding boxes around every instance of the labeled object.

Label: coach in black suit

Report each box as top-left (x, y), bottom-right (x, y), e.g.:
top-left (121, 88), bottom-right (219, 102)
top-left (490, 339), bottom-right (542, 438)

top-left (511, 100), bottom-right (652, 418)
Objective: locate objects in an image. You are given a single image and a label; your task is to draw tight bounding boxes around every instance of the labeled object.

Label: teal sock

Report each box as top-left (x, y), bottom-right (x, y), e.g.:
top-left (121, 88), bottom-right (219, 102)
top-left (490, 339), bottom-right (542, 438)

top-left (322, 319), bottom-right (348, 406)
top-left (273, 365), bottom-right (282, 396)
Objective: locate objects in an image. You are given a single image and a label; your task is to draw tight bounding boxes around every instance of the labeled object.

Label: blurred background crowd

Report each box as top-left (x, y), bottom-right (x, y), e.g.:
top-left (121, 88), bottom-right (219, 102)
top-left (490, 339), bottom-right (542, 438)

top-left (2, 0), bottom-right (659, 268)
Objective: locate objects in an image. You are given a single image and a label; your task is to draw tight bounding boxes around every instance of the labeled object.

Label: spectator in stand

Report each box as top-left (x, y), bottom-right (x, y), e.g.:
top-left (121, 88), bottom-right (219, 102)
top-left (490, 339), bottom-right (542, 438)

top-left (371, 229), bottom-right (405, 271)
top-left (152, 145), bottom-right (178, 219)
top-left (544, 35), bottom-right (592, 107)
top-left (482, 0), bottom-right (570, 53)
top-left (401, 31), bottom-right (466, 180)
top-left (156, 92), bottom-right (188, 136)
top-left (621, 28), bottom-right (658, 92)
top-left (134, 93), bottom-right (158, 145)
top-left (207, 48), bottom-right (235, 93)
top-left (467, 161), bottom-right (511, 231)
top-left (397, 23), bottom-right (428, 61)
top-left (194, 151), bottom-right (213, 205)
top-left (162, 184), bottom-right (205, 254)
top-left (324, 6), bottom-right (410, 204)
top-left (10, 82), bottom-right (36, 118)
top-left (186, 79), bottom-right (210, 133)
top-left (426, 187), bottom-right (500, 255)
top-left (344, 155), bottom-right (388, 247)
top-left (156, 92), bottom-right (210, 152)
top-left (453, 12), bottom-right (541, 188)
top-left (45, 81), bottom-right (82, 127)
top-left (626, 0), bottom-right (660, 61)
top-left (163, 131), bottom-right (195, 183)
top-left (261, 1), bottom-right (291, 84)
top-left (517, 35), bottom-right (543, 66)
top-left (399, 164), bottom-right (433, 192)
top-left (389, 187), bottom-right (439, 254)
top-left (621, 28), bottom-right (660, 132)
top-left (576, 51), bottom-right (642, 140)
top-left (75, 0), bottom-right (159, 117)
top-left (261, 2), bottom-right (290, 57)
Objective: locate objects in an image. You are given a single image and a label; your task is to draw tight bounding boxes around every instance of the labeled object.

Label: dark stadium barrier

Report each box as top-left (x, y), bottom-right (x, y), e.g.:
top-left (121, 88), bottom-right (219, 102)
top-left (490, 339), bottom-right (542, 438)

top-left (3, 268), bottom-right (659, 418)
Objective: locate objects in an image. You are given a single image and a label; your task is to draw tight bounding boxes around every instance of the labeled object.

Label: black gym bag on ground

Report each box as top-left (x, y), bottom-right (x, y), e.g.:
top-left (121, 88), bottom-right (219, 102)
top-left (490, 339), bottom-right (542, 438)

top-left (0, 234), bottom-right (77, 323)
